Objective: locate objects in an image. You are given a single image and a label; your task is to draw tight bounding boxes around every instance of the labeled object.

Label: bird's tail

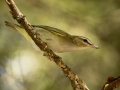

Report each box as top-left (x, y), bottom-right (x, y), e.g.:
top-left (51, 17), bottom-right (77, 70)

top-left (5, 21), bottom-right (32, 42)
top-left (5, 21), bottom-right (40, 51)
top-left (5, 21), bottom-right (22, 30)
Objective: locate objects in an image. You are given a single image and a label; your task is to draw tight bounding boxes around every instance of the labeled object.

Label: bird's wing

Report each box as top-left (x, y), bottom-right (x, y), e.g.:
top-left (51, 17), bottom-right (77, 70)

top-left (32, 25), bottom-right (70, 37)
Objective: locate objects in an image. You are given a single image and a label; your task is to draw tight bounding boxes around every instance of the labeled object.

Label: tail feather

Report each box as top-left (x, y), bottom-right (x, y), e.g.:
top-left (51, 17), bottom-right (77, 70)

top-left (4, 21), bottom-right (40, 51)
top-left (5, 21), bottom-right (32, 42)
top-left (5, 21), bottom-right (22, 30)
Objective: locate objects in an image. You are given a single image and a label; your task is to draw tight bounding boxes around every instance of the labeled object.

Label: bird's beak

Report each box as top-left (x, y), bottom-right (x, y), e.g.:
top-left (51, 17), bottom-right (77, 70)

top-left (92, 44), bottom-right (99, 49)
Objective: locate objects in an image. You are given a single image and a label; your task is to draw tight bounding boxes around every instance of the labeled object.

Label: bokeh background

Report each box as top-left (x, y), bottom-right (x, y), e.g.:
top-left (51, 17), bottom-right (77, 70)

top-left (0, 0), bottom-right (120, 90)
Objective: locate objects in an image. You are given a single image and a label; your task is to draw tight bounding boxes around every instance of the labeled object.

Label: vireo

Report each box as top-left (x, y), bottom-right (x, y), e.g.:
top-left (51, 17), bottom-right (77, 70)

top-left (5, 21), bottom-right (98, 53)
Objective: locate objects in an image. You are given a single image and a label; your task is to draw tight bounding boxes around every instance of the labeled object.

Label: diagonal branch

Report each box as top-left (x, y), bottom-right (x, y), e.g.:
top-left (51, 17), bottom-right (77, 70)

top-left (5, 0), bottom-right (89, 90)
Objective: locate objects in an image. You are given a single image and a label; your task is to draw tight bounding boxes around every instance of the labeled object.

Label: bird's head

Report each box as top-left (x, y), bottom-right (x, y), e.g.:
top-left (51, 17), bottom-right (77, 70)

top-left (72, 36), bottom-right (99, 50)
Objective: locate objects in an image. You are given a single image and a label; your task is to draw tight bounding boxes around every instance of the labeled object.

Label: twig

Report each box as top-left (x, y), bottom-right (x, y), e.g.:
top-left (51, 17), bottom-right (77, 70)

top-left (5, 0), bottom-right (89, 90)
top-left (101, 76), bottom-right (120, 90)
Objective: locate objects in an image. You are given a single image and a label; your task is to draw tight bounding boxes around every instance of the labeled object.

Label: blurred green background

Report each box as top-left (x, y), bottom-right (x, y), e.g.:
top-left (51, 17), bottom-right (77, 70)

top-left (0, 0), bottom-right (120, 90)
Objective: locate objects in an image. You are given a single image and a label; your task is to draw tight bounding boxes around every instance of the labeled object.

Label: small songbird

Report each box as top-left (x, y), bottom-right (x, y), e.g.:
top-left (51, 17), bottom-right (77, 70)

top-left (5, 21), bottom-right (99, 53)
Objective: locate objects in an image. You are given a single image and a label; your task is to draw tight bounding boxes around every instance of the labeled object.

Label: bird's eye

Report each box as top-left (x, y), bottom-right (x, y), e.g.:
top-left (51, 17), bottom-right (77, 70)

top-left (83, 39), bottom-right (92, 45)
top-left (83, 39), bottom-right (88, 43)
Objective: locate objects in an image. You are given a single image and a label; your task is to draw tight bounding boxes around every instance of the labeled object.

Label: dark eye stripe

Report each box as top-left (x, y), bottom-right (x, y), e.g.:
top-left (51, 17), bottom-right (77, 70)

top-left (80, 36), bottom-right (93, 45)
top-left (83, 39), bottom-right (87, 42)
top-left (83, 39), bottom-right (92, 45)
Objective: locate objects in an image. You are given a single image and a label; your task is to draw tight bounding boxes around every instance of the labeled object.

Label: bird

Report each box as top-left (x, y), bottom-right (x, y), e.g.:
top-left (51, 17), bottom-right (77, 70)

top-left (5, 21), bottom-right (99, 53)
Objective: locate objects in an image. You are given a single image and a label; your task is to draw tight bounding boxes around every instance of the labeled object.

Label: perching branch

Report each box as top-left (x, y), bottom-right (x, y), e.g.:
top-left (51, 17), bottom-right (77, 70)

top-left (5, 0), bottom-right (89, 90)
